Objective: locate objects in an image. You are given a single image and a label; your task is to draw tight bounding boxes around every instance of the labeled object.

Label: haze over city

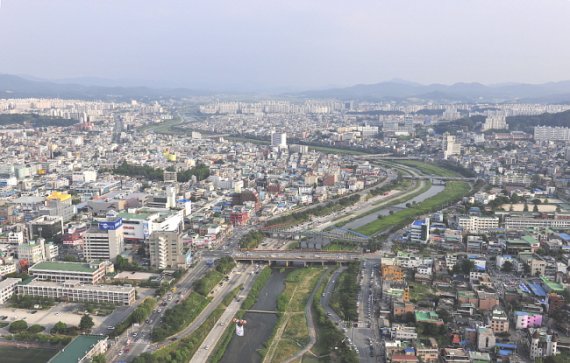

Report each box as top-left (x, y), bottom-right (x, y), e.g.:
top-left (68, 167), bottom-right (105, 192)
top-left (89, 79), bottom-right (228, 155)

top-left (1, 1), bottom-right (570, 363)
top-left (1, 0), bottom-right (570, 90)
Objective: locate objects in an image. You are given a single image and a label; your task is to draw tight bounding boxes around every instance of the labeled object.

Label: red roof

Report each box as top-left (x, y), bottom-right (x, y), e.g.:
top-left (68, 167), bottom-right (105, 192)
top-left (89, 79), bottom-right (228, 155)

top-left (391, 354), bottom-right (419, 362)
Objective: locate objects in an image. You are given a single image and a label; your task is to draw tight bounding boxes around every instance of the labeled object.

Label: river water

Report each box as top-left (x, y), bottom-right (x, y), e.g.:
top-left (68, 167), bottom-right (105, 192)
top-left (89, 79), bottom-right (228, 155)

top-left (343, 183), bottom-right (445, 229)
top-left (220, 268), bottom-right (288, 363)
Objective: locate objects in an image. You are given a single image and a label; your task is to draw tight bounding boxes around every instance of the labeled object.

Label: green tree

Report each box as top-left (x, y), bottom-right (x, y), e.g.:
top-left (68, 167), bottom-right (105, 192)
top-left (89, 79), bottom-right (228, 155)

top-left (9, 320), bottom-right (28, 333)
top-left (453, 259), bottom-right (475, 275)
top-left (27, 324), bottom-right (45, 334)
top-left (533, 204), bottom-right (539, 213)
top-left (501, 261), bottom-right (514, 273)
top-left (51, 321), bottom-right (67, 334)
top-left (523, 202), bottom-right (529, 212)
top-left (80, 314), bottom-right (94, 331)
top-left (91, 354), bottom-right (106, 363)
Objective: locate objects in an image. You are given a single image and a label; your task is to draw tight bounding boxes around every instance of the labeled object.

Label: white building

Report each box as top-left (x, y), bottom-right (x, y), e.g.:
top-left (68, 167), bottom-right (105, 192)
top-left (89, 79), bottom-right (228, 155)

top-left (528, 328), bottom-right (557, 360)
top-left (17, 239), bottom-right (58, 264)
top-left (29, 260), bottom-right (107, 285)
top-left (0, 278), bottom-right (21, 304)
top-left (84, 211), bottom-right (124, 261)
top-left (534, 126), bottom-right (570, 142)
top-left (482, 115), bottom-right (508, 131)
top-left (457, 216), bottom-right (499, 233)
top-left (443, 133), bottom-right (461, 160)
top-left (17, 279), bottom-right (135, 305)
top-left (410, 218), bottom-right (430, 244)
top-left (270, 131), bottom-right (287, 149)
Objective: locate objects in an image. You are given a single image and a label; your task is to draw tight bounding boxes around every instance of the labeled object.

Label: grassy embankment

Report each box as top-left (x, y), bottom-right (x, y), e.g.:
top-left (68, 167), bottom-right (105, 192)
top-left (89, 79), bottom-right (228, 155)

top-left (328, 263), bottom-right (359, 321)
top-left (303, 273), bottom-right (359, 363)
top-left (355, 181), bottom-right (470, 236)
top-left (261, 268), bottom-right (324, 363)
top-left (334, 178), bottom-right (431, 228)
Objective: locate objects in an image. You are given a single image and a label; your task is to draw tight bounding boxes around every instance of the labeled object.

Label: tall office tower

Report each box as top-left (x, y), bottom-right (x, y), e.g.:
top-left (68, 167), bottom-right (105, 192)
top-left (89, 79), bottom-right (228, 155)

top-left (270, 131), bottom-right (287, 148)
top-left (84, 211), bottom-right (124, 261)
top-left (482, 115), bottom-right (508, 131)
top-left (443, 133), bottom-right (461, 159)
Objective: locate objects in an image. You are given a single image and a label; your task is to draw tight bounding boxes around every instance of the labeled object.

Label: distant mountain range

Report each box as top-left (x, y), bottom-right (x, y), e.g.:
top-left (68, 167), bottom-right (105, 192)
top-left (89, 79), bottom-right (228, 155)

top-left (0, 74), bottom-right (208, 100)
top-left (2, 74), bottom-right (570, 103)
top-left (293, 80), bottom-right (570, 103)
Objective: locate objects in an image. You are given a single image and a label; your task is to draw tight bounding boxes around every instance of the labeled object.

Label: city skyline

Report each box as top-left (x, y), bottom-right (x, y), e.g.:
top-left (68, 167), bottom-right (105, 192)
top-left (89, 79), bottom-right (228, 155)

top-left (1, 0), bottom-right (570, 91)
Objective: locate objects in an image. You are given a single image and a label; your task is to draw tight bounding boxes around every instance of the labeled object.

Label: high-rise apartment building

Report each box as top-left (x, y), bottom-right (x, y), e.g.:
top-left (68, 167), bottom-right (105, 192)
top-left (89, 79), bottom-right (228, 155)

top-left (270, 131), bottom-right (287, 148)
top-left (482, 115), bottom-right (508, 131)
top-left (443, 133), bottom-right (461, 159)
top-left (149, 229), bottom-right (185, 270)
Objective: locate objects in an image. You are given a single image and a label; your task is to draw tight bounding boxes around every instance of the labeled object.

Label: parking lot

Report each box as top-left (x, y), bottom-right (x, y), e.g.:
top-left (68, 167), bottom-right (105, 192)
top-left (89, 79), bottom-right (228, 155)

top-left (0, 303), bottom-right (105, 332)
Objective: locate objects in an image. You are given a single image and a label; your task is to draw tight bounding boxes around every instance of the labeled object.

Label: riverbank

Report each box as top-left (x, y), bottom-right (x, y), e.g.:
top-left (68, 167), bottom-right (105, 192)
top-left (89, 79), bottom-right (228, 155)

top-left (355, 181), bottom-right (470, 236)
top-left (262, 268), bottom-right (325, 363)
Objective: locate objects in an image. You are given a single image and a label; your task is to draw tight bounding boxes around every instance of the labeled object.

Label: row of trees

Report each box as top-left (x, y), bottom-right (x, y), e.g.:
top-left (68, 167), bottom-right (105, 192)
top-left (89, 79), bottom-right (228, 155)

top-left (111, 297), bottom-right (156, 337)
top-left (111, 161), bottom-right (210, 182)
top-left (0, 114), bottom-right (78, 128)
top-left (329, 263), bottom-right (360, 321)
top-left (266, 194), bottom-right (361, 227)
top-left (239, 230), bottom-right (265, 249)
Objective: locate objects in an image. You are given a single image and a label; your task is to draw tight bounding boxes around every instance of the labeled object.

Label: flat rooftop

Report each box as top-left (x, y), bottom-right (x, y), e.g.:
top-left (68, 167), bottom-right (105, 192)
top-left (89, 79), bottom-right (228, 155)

top-left (22, 279), bottom-right (135, 293)
top-left (48, 335), bottom-right (107, 363)
top-left (0, 277), bottom-right (22, 288)
top-left (30, 261), bottom-right (99, 273)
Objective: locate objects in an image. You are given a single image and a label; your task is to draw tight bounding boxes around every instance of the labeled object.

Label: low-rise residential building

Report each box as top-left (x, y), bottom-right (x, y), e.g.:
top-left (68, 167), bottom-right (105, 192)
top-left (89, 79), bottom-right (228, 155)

top-left (528, 328), bottom-right (557, 360)
top-left (515, 311), bottom-right (543, 329)
top-left (17, 239), bottom-right (58, 264)
top-left (477, 326), bottom-right (496, 351)
top-left (490, 309), bottom-right (510, 333)
top-left (441, 348), bottom-right (470, 363)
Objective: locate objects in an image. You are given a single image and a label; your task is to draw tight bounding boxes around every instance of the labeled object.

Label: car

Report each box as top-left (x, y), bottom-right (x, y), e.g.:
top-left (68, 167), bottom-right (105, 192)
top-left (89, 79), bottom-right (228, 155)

top-left (55, 312), bottom-right (59, 316)
top-left (133, 333), bottom-right (138, 337)
top-left (107, 326), bottom-right (116, 330)
top-left (205, 345), bottom-right (209, 350)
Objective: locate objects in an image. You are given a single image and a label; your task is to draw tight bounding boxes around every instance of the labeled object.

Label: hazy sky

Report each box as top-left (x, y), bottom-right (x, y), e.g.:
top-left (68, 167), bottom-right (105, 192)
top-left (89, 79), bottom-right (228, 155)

top-left (1, 0), bottom-right (570, 90)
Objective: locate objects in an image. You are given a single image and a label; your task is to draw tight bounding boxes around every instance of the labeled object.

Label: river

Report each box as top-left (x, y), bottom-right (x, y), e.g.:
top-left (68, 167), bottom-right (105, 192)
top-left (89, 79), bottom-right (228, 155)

top-left (220, 268), bottom-right (288, 363)
top-left (343, 183), bottom-right (445, 229)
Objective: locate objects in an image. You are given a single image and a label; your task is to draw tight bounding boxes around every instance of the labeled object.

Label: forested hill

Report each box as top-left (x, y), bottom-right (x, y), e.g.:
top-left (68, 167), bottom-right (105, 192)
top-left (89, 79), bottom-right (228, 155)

top-left (0, 114), bottom-right (78, 128)
top-left (434, 110), bottom-right (570, 134)
top-left (506, 110), bottom-right (570, 133)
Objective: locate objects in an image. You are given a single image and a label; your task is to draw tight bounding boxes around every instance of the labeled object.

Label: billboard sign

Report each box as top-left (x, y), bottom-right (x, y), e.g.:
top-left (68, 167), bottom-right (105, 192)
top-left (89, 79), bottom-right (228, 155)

top-left (98, 218), bottom-right (123, 231)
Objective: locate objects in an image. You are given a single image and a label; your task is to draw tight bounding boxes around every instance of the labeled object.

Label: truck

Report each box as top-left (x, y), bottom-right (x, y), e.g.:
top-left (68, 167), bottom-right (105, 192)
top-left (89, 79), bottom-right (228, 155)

top-left (206, 259), bottom-right (214, 267)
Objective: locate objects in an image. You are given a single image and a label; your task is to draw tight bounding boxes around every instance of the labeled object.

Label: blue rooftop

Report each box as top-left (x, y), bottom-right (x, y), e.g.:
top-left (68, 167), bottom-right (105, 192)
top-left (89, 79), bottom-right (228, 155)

top-left (559, 233), bottom-right (570, 242)
top-left (412, 220), bottom-right (425, 226)
top-left (527, 282), bottom-right (547, 297)
top-left (496, 343), bottom-right (517, 349)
